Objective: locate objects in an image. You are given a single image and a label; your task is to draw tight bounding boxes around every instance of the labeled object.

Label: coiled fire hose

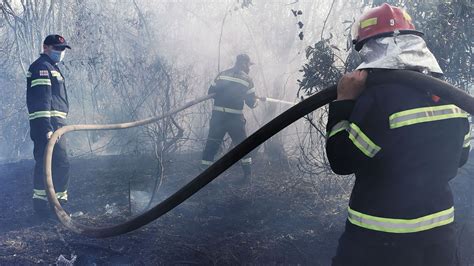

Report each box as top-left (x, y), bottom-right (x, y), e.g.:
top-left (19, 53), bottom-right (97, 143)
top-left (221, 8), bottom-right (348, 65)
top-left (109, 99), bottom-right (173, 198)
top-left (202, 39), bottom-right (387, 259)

top-left (44, 70), bottom-right (474, 238)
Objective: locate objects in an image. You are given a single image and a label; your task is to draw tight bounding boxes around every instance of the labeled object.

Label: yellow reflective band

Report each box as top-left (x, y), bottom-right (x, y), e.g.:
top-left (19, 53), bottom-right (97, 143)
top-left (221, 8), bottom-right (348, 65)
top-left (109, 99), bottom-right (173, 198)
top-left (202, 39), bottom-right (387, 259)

top-left (50, 110), bottom-right (67, 118)
top-left (201, 160), bottom-right (213, 165)
top-left (348, 123), bottom-right (381, 158)
top-left (56, 191), bottom-right (68, 201)
top-left (213, 106), bottom-right (243, 114)
top-left (328, 120), bottom-right (350, 138)
top-left (246, 88), bottom-right (256, 94)
top-left (389, 105), bottom-right (467, 129)
top-left (50, 71), bottom-right (63, 80)
top-left (403, 10), bottom-right (412, 21)
top-left (33, 194), bottom-right (48, 201)
top-left (28, 111), bottom-right (52, 120)
top-left (33, 189), bottom-right (68, 200)
top-left (348, 206), bottom-right (454, 233)
top-left (33, 189), bottom-right (48, 201)
top-left (464, 131), bottom-right (472, 148)
top-left (31, 78), bottom-right (51, 87)
top-left (217, 75), bottom-right (250, 88)
top-left (360, 17), bottom-right (377, 29)
top-left (241, 158), bottom-right (252, 164)
top-left (29, 110), bottom-right (67, 120)
top-left (33, 189), bottom-right (47, 196)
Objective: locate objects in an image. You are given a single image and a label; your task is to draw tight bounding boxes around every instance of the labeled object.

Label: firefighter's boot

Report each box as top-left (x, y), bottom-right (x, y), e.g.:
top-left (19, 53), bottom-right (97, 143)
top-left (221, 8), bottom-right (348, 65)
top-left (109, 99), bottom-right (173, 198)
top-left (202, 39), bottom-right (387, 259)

top-left (33, 198), bottom-right (51, 218)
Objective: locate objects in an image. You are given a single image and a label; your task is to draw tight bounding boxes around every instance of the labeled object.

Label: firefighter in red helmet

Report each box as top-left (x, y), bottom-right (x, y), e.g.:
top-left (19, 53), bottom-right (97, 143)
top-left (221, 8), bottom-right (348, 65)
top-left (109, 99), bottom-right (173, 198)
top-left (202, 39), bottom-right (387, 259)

top-left (327, 3), bottom-right (470, 265)
top-left (352, 3), bottom-right (423, 51)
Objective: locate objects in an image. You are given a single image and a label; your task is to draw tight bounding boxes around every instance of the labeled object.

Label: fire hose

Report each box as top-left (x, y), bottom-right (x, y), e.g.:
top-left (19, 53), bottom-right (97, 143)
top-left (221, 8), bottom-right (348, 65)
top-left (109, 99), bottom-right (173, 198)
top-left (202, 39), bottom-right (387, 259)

top-left (44, 70), bottom-right (474, 238)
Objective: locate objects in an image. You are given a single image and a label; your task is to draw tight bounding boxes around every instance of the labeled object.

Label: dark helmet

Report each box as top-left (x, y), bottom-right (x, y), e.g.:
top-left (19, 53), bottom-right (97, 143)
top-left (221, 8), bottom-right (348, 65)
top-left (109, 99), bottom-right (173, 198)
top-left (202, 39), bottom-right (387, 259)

top-left (43, 34), bottom-right (71, 49)
top-left (236, 54), bottom-right (254, 66)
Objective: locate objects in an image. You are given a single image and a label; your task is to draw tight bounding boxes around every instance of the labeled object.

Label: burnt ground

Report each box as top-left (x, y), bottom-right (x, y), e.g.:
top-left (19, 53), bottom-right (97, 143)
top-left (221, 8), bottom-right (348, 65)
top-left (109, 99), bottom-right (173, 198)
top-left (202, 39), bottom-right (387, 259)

top-left (0, 151), bottom-right (473, 265)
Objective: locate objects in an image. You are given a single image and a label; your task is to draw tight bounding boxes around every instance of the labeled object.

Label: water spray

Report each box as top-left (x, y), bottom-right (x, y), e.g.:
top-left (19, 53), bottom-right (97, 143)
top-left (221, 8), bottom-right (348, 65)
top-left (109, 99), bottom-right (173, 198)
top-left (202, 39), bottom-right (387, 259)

top-left (258, 96), bottom-right (296, 106)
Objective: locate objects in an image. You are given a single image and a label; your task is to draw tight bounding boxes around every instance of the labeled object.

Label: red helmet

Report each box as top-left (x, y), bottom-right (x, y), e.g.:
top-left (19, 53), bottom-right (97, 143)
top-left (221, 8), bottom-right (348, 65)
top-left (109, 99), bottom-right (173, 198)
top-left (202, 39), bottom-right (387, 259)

top-left (352, 3), bottom-right (423, 51)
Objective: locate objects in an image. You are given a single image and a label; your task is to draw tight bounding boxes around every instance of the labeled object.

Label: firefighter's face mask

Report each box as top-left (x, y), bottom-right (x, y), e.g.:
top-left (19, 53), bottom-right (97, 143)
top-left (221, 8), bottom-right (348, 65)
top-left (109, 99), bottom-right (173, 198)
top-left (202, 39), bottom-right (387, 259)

top-left (49, 47), bottom-right (66, 63)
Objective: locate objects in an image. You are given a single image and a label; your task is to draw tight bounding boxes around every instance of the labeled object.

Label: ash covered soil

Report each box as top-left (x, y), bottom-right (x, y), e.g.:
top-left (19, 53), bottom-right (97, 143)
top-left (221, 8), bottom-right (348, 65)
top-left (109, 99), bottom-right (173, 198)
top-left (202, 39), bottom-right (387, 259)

top-left (0, 152), bottom-right (473, 265)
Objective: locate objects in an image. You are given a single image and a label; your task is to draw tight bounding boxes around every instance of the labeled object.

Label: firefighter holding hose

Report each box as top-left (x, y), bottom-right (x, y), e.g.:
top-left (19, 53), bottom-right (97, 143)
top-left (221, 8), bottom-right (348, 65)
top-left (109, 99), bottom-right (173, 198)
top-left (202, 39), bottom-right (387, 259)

top-left (27, 35), bottom-right (71, 218)
top-left (201, 54), bottom-right (257, 182)
top-left (326, 4), bottom-right (471, 265)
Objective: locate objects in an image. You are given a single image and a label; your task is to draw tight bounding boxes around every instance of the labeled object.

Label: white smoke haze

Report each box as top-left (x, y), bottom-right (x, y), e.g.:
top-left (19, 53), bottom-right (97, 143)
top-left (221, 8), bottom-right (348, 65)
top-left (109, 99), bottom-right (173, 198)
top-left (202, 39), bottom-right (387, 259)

top-left (0, 1), bottom-right (472, 264)
top-left (0, 0), bottom-right (364, 160)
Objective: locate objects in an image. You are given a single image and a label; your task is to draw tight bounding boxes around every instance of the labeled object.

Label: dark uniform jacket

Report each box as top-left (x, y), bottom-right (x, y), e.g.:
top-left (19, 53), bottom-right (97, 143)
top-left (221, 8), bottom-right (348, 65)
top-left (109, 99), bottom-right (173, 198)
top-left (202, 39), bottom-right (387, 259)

top-left (27, 54), bottom-right (69, 140)
top-left (208, 67), bottom-right (257, 113)
top-left (326, 70), bottom-right (470, 237)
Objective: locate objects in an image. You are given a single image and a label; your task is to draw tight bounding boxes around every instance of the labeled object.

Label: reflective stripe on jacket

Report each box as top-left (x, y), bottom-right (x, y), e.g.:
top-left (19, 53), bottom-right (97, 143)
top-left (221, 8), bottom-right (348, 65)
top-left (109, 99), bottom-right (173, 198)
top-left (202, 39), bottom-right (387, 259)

top-left (326, 70), bottom-right (470, 234)
top-left (26, 54), bottom-right (69, 140)
top-left (208, 67), bottom-right (256, 113)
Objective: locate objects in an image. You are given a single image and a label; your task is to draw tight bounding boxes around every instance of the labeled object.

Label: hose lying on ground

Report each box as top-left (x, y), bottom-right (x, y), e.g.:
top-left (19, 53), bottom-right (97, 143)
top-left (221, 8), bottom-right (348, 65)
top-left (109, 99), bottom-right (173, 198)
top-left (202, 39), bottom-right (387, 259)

top-left (44, 70), bottom-right (474, 238)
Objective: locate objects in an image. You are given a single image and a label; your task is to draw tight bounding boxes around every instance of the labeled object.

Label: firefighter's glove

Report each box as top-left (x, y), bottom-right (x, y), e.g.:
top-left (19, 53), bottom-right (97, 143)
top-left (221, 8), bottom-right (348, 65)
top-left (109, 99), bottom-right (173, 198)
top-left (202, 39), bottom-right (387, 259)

top-left (46, 131), bottom-right (61, 142)
top-left (336, 70), bottom-right (367, 101)
top-left (257, 96), bottom-right (266, 102)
